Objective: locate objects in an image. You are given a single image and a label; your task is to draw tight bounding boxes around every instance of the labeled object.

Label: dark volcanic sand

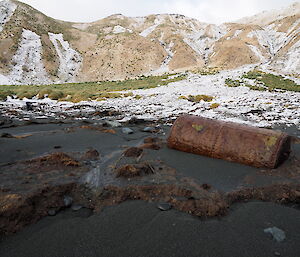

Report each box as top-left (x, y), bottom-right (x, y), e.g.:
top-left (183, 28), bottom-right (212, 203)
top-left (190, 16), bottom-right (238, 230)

top-left (1, 201), bottom-right (300, 257)
top-left (0, 119), bottom-right (300, 257)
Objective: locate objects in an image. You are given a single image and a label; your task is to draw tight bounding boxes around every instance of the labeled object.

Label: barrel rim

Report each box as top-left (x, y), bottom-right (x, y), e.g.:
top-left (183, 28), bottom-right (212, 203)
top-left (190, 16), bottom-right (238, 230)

top-left (272, 134), bottom-right (291, 168)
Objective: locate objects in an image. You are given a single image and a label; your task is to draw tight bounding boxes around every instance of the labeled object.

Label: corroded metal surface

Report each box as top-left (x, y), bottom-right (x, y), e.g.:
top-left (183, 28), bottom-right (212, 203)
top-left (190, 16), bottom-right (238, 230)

top-left (167, 115), bottom-right (291, 168)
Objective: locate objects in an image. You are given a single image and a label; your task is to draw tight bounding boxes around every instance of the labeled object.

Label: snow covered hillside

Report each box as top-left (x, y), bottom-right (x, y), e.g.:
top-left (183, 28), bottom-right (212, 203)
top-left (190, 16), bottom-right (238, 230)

top-left (0, 0), bottom-right (299, 84)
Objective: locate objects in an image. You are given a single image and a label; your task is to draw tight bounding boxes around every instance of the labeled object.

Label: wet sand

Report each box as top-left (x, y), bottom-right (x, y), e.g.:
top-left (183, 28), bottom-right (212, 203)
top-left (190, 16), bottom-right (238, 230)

top-left (0, 119), bottom-right (300, 256)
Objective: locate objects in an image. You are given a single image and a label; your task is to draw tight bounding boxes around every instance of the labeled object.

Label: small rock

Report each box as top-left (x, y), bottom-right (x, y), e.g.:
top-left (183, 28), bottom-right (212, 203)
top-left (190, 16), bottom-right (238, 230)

top-left (48, 209), bottom-right (56, 216)
top-left (264, 227), bottom-right (286, 242)
top-left (123, 147), bottom-right (143, 157)
top-left (115, 163), bottom-right (153, 178)
top-left (144, 137), bottom-right (160, 144)
top-left (63, 196), bottom-right (73, 207)
top-left (128, 117), bottom-right (145, 124)
top-left (1, 133), bottom-right (13, 138)
top-left (274, 252), bottom-right (281, 256)
top-left (122, 127), bottom-right (134, 134)
top-left (157, 203), bottom-right (172, 211)
top-left (140, 143), bottom-right (161, 150)
top-left (105, 120), bottom-right (121, 128)
top-left (71, 204), bottom-right (83, 211)
top-left (201, 183), bottom-right (211, 190)
top-left (245, 109), bottom-right (264, 115)
top-left (84, 149), bottom-right (100, 160)
top-left (142, 127), bottom-right (156, 133)
top-left (26, 102), bottom-right (33, 111)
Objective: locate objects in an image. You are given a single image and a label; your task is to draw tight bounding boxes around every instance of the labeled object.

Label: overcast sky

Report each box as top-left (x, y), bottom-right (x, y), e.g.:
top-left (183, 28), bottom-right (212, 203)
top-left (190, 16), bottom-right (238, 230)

top-left (18, 0), bottom-right (298, 24)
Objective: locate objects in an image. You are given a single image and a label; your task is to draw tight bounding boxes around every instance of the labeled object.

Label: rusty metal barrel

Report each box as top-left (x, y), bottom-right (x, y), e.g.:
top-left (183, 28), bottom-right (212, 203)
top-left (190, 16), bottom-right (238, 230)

top-left (167, 115), bottom-right (291, 168)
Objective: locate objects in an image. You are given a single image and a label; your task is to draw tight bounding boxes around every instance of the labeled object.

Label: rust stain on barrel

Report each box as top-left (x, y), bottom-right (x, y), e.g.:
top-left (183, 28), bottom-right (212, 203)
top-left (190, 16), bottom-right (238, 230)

top-left (167, 115), bottom-right (291, 168)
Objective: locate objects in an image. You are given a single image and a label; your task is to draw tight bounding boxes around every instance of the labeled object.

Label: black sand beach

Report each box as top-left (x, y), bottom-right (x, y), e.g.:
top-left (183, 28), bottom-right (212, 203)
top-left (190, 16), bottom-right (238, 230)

top-left (0, 118), bottom-right (300, 257)
top-left (1, 201), bottom-right (300, 257)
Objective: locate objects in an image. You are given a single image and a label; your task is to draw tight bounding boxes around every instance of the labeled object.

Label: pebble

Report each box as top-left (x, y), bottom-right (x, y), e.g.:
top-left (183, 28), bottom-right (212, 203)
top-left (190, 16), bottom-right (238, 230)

top-left (274, 252), bottom-right (281, 256)
top-left (264, 227), bottom-right (286, 242)
top-left (128, 117), bottom-right (145, 124)
top-left (26, 102), bottom-right (33, 111)
top-left (122, 127), bottom-right (134, 134)
top-left (71, 204), bottom-right (83, 211)
top-left (63, 196), bottom-right (73, 207)
top-left (48, 209), bottom-right (56, 216)
top-left (157, 203), bottom-right (172, 211)
top-left (1, 133), bottom-right (13, 138)
top-left (246, 109), bottom-right (264, 115)
top-left (142, 127), bottom-right (156, 133)
top-left (105, 120), bottom-right (121, 128)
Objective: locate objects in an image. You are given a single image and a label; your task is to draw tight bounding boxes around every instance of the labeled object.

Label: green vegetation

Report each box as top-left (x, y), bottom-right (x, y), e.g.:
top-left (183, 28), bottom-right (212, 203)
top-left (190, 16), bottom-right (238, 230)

top-left (178, 96), bottom-right (188, 100)
top-left (242, 70), bottom-right (300, 92)
top-left (225, 78), bottom-right (243, 88)
top-left (225, 71), bottom-right (299, 92)
top-left (191, 67), bottom-right (220, 76)
top-left (0, 73), bottom-right (186, 102)
top-left (0, 90), bottom-right (14, 101)
top-left (210, 103), bottom-right (220, 109)
top-left (179, 95), bottom-right (214, 102)
top-left (225, 78), bottom-right (266, 91)
top-left (134, 95), bottom-right (142, 100)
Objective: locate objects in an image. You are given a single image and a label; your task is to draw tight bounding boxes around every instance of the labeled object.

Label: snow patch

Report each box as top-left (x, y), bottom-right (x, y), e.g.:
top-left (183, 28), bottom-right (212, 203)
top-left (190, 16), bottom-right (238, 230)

top-left (112, 25), bottom-right (132, 34)
top-left (0, 73), bottom-right (9, 84)
top-left (248, 29), bottom-right (283, 56)
top-left (248, 44), bottom-right (267, 63)
top-left (233, 29), bottom-right (242, 38)
top-left (152, 41), bottom-right (175, 75)
top-left (272, 39), bottom-right (300, 74)
top-left (139, 16), bottom-right (165, 37)
top-left (248, 22), bottom-right (298, 57)
top-left (0, 0), bottom-right (16, 32)
top-left (287, 19), bottom-right (300, 34)
top-left (48, 33), bottom-right (82, 82)
top-left (9, 29), bottom-right (50, 85)
top-left (131, 17), bottom-right (146, 28)
top-left (183, 24), bottom-right (227, 63)
top-left (99, 66), bottom-right (300, 128)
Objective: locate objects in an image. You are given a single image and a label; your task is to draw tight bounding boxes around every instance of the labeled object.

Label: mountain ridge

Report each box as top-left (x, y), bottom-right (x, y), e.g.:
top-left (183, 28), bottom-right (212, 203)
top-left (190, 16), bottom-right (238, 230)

top-left (0, 0), bottom-right (299, 85)
top-left (236, 2), bottom-right (300, 25)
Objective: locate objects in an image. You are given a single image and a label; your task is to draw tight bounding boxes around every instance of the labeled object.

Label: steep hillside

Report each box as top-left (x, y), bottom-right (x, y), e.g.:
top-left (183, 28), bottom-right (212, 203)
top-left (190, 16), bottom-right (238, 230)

top-left (0, 0), bottom-right (299, 85)
top-left (0, 0), bottom-right (82, 84)
top-left (234, 2), bottom-right (300, 75)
